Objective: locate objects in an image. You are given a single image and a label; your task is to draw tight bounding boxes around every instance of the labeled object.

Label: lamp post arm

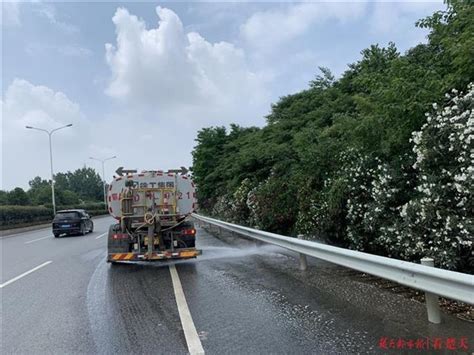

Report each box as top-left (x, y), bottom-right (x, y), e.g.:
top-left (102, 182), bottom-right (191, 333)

top-left (51, 124), bottom-right (73, 135)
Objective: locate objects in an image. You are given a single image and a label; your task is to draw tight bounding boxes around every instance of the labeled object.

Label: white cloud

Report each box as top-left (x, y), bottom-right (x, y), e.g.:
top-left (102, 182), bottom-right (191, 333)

top-left (1, 79), bottom-right (84, 189)
top-left (105, 6), bottom-right (267, 122)
top-left (240, 2), bottom-right (367, 50)
top-left (369, 1), bottom-right (445, 35)
top-left (35, 3), bottom-right (79, 34)
top-left (3, 79), bottom-right (81, 130)
top-left (1, 1), bottom-right (80, 33)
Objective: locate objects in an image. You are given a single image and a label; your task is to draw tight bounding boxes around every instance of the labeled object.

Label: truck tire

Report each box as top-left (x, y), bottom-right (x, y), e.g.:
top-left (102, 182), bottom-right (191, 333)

top-left (54, 233), bottom-right (60, 238)
top-left (180, 235), bottom-right (195, 248)
top-left (81, 224), bottom-right (87, 236)
top-left (89, 222), bottom-right (94, 233)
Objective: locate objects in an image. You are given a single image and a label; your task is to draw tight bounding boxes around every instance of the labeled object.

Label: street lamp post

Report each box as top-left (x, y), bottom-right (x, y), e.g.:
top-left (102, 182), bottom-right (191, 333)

top-left (89, 156), bottom-right (117, 207)
top-left (26, 124), bottom-right (73, 215)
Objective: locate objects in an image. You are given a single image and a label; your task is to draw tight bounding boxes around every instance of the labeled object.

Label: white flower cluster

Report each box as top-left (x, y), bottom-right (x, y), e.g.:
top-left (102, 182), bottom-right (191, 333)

top-left (340, 152), bottom-right (407, 255)
top-left (246, 181), bottom-right (266, 229)
top-left (211, 194), bottom-right (234, 221)
top-left (398, 84), bottom-right (474, 269)
top-left (304, 85), bottom-right (473, 271)
top-left (231, 178), bottom-right (253, 224)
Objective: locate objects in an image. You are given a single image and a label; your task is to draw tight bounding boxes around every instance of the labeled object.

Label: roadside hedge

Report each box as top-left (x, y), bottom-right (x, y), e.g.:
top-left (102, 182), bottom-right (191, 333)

top-left (0, 204), bottom-right (109, 228)
top-left (0, 206), bottom-right (53, 226)
top-left (45, 202), bottom-right (107, 211)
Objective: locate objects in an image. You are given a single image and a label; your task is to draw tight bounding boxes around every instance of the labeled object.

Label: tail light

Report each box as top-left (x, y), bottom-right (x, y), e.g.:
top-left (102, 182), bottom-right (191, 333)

top-left (112, 233), bottom-right (129, 240)
top-left (182, 228), bottom-right (196, 236)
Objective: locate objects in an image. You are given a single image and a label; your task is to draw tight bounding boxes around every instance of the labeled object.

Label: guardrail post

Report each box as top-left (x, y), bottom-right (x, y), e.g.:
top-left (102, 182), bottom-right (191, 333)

top-left (297, 235), bottom-right (308, 271)
top-left (421, 257), bottom-right (441, 324)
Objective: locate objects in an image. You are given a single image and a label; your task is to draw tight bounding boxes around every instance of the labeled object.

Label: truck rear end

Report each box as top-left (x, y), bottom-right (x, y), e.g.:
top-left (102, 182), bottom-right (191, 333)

top-left (106, 169), bottom-right (200, 263)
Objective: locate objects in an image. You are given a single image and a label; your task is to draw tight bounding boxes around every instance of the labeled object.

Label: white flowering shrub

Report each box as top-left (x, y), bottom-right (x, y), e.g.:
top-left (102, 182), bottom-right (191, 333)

top-left (299, 86), bottom-right (473, 272)
top-left (325, 151), bottom-right (407, 253)
top-left (295, 197), bottom-right (323, 237)
top-left (395, 85), bottom-right (474, 271)
top-left (246, 184), bottom-right (262, 229)
top-left (230, 178), bottom-right (253, 224)
top-left (343, 153), bottom-right (383, 251)
top-left (211, 194), bottom-right (234, 221)
top-left (244, 175), bottom-right (298, 234)
top-left (296, 177), bottom-right (348, 244)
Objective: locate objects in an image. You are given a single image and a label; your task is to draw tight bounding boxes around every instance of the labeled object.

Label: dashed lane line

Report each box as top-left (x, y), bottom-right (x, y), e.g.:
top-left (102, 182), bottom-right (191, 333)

top-left (0, 261), bottom-right (53, 288)
top-left (95, 232), bottom-right (107, 239)
top-left (169, 264), bottom-right (205, 355)
top-left (24, 235), bottom-right (52, 244)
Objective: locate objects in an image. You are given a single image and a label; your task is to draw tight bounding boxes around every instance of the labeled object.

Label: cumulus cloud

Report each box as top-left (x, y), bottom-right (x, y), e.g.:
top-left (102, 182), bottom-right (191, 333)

top-left (3, 79), bottom-right (82, 131)
top-left (240, 2), bottom-right (367, 50)
top-left (1, 79), bottom-right (84, 189)
top-left (105, 6), bottom-right (267, 121)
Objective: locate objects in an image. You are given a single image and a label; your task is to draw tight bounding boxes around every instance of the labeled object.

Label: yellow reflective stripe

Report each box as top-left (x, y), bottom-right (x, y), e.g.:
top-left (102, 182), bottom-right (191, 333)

top-left (112, 254), bottom-right (121, 260)
top-left (124, 253), bottom-right (134, 260)
top-left (180, 251), bottom-right (197, 258)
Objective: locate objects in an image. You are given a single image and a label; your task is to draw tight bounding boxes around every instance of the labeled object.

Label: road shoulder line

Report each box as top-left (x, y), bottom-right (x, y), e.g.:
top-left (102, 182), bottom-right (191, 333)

top-left (169, 264), bottom-right (205, 355)
top-left (24, 235), bottom-right (52, 244)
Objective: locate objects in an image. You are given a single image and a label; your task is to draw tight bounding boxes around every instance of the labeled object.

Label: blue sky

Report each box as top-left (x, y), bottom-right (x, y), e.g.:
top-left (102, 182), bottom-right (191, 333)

top-left (1, 1), bottom-right (445, 190)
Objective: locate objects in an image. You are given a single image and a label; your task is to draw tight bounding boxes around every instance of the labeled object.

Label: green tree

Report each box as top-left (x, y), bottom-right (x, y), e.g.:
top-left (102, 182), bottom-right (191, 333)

top-left (54, 172), bottom-right (71, 191)
top-left (65, 167), bottom-right (103, 201)
top-left (28, 176), bottom-right (50, 190)
top-left (416, 0), bottom-right (474, 90)
top-left (191, 127), bottom-right (228, 210)
top-left (60, 190), bottom-right (80, 205)
top-left (0, 190), bottom-right (8, 205)
top-left (29, 186), bottom-right (52, 205)
top-left (7, 187), bottom-right (30, 205)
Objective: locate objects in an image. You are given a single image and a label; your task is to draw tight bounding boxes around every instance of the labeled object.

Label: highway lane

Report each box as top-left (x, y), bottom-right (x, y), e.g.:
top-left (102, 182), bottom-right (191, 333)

top-left (1, 216), bottom-right (113, 282)
top-left (2, 218), bottom-right (473, 354)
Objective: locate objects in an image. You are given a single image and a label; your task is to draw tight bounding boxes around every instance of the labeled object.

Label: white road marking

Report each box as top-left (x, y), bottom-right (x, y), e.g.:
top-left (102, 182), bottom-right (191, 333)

top-left (169, 264), bottom-right (205, 355)
top-left (24, 235), bottom-right (52, 244)
top-left (0, 261), bottom-right (52, 288)
top-left (95, 232), bottom-right (107, 239)
top-left (0, 227), bottom-right (50, 239)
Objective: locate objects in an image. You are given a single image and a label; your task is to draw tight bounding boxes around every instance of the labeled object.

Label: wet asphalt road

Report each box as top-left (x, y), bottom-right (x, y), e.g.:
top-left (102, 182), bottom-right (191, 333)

top-left (1, 216), bottom-right (473, 354)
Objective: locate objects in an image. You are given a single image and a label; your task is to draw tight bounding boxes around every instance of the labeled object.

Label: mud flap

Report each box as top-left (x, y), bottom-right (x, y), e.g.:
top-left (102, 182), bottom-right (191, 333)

top-left (107, 224), bottom-right (130, 262)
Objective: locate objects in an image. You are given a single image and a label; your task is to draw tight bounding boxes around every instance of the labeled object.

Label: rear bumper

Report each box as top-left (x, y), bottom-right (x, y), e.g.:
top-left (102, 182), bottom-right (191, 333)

top-left (53, 227), bottom-right (81, 234)
top-left (107, 249), bottom-right (202, 262)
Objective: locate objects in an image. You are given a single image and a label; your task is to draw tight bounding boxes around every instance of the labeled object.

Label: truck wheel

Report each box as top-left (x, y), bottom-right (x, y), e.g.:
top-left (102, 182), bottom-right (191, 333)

top-left (54, 233), bottom-right (60, 238)
top-left (180, 236), bottom-right (195, 248)
top-left (89, 222), bottom-right (94, 233)
top-left (81, 224), bottom-right (86, 236)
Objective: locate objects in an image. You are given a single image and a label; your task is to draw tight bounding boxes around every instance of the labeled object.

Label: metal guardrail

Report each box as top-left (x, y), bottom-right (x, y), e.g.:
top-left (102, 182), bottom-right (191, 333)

top-left (192, 213), bottom-right (474, 323)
